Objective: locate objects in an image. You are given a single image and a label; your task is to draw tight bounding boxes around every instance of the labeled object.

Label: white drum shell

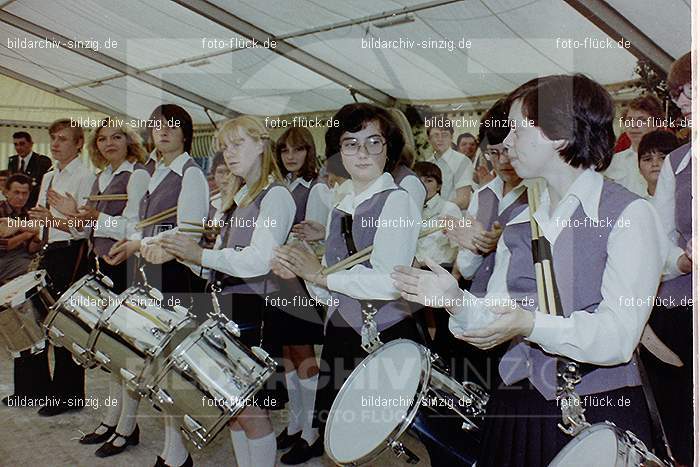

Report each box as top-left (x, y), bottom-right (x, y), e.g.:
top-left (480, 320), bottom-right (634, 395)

top-left (0, 270), bottom-right (51, 354)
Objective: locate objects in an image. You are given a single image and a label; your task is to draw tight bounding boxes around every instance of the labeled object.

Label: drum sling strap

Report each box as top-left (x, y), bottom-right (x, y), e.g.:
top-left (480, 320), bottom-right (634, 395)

top-left (339, 214), bottom-right (429, 352)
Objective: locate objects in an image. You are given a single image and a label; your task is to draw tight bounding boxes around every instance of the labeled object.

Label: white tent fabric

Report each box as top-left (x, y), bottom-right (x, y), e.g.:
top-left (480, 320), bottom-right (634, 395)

top-left (0, 0), bottom-right (690, 125)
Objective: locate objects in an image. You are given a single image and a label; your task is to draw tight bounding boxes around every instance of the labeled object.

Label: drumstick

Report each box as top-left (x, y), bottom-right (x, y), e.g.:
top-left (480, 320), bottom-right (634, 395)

top-left (135, 206), bottom-right (178, 229)
top-left (178, 227), bottom-right (220, 234)
top-left (84, 194), bottom-right (129, 201)
top-left (321, 226), bottom-right (443, 275)
top-left (527, 185), bottom-right (550, 314)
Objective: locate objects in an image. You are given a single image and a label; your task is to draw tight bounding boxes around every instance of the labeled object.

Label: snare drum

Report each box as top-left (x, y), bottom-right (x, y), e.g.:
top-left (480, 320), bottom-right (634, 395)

top-left (90, 284), bottom-right (194, 393)
top-left (148, 318), bottom-right (276, 449)
top-left (0, 270), bottom-right (53, 355)
top-left (548, 422), bottom-right (667, 467)
top-left (44, 273), bottom-right (117, 367)
top-left (325, 339), bottom-right (488, 466)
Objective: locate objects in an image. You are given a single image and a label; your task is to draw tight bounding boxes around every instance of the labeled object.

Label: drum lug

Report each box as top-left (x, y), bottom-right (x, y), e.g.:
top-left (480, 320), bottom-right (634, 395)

top-left (173, 357), bottom-right (190, 373)
top-left (389, 440), bottom-right (420, 464)
top-left (120, 368), bottom-right (136, 381)
top-left (223, 320), bottom-right (240, 338)
top-left (71, 342), bottom-right (88, 356)
top-left (148, 287), bottom-right (164, 302)
top-left (154, 387), bottom-right (174, 405)
top-left (48, 326), bottom-right (64, 339)
top-left (93, 350), bottom-right (111, 366)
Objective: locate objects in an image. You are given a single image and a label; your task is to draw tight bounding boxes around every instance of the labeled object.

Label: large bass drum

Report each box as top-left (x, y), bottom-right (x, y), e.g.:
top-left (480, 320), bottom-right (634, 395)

top-left (324, 339), bottom-right (488, 466)
top-left (90, 284), bottom-right (194, 393)
top-left (147, 317), bottom-right (276, 449)
top-left (44, 273), bottom-right (116, 366)
top-left (548, 422), bottom-right (668, 467)
top-left (0, 270), bottom-right (53, 355)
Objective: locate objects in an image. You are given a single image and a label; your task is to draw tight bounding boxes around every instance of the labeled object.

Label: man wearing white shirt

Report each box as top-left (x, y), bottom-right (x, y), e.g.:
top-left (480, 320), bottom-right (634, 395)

top-left (425, 119), bottom-right (474, 209)
top-left (27, 119), bottom-right (96, 417)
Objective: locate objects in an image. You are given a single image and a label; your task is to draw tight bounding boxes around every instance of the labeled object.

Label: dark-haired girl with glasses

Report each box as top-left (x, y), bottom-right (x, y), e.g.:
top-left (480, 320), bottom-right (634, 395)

top-left (272, 103), bottom-right (424, 453)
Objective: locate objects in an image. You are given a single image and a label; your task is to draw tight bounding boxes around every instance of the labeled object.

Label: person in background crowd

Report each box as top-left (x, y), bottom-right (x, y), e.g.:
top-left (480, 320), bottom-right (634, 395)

top-left (208, 152), bottom-right (231, 218)
top-left (604, 94), bottom-right (663, 196)
top-left (387, 108), bottom-right (427, 210)
top-left (457, 132), bottom-right (478, 161)
top-left (645, 51), bottom-right (694, 467)
top-left (0, 174), bottom-right (39, 283)
top-left (8, 131), bottom-right (53, 208)
top-left (425, 119), bottom-right (475, 209)
top-left (637, 130), bottom-right (679, 198)
top-left (0, 170), bottom-right (9, 201)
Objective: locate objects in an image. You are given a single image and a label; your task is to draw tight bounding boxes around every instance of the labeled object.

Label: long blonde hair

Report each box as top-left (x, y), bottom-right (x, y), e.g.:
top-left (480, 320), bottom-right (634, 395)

top-left (214, 116), bottom-right (283, 210)
top-left (88, 118), bottom-right (147, 170)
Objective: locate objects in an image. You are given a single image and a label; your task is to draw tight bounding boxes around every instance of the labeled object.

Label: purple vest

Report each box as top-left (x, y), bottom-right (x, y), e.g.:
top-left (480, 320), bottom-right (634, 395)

top-left (499, 181), bottom-right (642, 400)
top-left (469, 188), bottom-right (528, 297)
top-left (144, 158), bottom-right (156, 176)
top-left (138, 159), bottom-right (199, 238)
top-left (657, 144), bottom-right (692, 304)
top-left (290, 178), bottom-right (315, 225)
top-left (89, 166), bottom-right (144, 256)
top-left (216, 183), bottom-right (284, 295)
top-left (325, 188), bottom-right (414, 334)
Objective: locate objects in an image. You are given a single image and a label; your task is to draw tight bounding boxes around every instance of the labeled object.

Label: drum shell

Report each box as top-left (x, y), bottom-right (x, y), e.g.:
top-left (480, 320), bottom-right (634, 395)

top-left (43, 275), bottom-right (115, 367)
top-left (90, 286), bottom-right (194, 393)
top-left (0, 271), bottom-right (52, 354)
top-left (148, 319), bottom-right (275, 449)
top-left (548, 422), bottom-right (666, 467)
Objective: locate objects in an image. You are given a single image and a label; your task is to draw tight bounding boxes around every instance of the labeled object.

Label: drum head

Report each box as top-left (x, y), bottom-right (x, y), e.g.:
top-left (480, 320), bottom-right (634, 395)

top-left (325, 339), bottom-right (430, 465)
top-left (548, 423), bottom-right (619, 467)
top-left (0, 270), bottom-right (46, 305)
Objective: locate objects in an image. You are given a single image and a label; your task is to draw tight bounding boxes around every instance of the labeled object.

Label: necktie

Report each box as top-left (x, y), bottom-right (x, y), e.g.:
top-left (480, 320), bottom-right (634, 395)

top-left (19, 158), bottom-right (25, 173)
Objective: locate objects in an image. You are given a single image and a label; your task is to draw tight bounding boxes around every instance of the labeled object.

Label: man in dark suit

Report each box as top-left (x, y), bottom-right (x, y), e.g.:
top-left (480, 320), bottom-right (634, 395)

top-left (8, 131), bottom-right (52, 208)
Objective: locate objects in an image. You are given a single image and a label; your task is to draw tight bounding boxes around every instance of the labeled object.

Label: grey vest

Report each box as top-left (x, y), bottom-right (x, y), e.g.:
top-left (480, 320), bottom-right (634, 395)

top-left (138, 159), bottom-right (199, 238)
top-left (657, 143), bottom-right (692, 304)
top-left (469, 188), bottom-right (528, 297)
top-left (325, 188), bottom-right (413, 334)
top-left (498, 181), bottom-right (642, 400)
top-left (215, 183), bottom-right (283, 295)
top-left (89, 166), bottom-right (146, 256)
top-left (290, 178), bottom-right (315, 225)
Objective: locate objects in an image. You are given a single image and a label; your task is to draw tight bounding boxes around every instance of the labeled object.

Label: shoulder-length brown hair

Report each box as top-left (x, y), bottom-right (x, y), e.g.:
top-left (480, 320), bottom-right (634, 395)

top-left (275, 126), bottom-right (319, 181)
top-left (87, 117), bottom-right (147, 170)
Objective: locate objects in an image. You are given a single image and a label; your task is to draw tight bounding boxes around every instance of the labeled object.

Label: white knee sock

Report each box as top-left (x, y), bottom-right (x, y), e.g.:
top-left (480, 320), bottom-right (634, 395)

top-left (103, 375), bottom-right (123, 427)
top-left (164, 418), bottom-right (189, 466)
top-left (230, 429), bottom-right (251, 467)
top-left (284, 370), bottom-right (303, 435)
top-left (115, 383), bottom-right (140, 435)
top-left (160, 417), bottom-right (171, 458)
top-left (299, 373), bottom-right (320, 444)
top-left (248, 432), bottom-right (277, 467)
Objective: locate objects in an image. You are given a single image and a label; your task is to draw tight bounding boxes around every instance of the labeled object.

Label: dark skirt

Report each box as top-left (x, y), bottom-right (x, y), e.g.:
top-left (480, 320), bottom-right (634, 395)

top-left (268, 277), bottom-right (324, 345)
top-left (220, 292), bottom-right (287, 410)
top-left (640, 304), bottom-right (694, 464)
top-left (478, 378), bottom-right (653, 467)
top-left (312, 312), bottom-right (425, 429)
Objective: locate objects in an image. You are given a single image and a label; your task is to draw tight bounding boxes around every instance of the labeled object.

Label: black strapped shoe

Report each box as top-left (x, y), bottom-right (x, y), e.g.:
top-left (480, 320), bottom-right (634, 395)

top-left (276, 428), bottom-right (302, 450)
top-left (79, 423), bottom-right (116, 444)
top-left (94, 425), bottom-right (140, 457)
top-left (280, 437), bottom-right (324, 465)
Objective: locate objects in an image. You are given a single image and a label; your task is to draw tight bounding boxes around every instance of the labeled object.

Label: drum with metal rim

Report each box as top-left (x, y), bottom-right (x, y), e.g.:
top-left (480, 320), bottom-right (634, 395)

top-left (548, 422), bottom-right (668, 467)
top-left (0, 270), bottom-right (53, 355)
top-left (43, 273), bottom-right (115, 366)
top-left (147, 317), bottom-right (276, 449)
top-left (90, 284), bottom-right (194, 393)
top-left (324, 339), bottom-right (488, 466)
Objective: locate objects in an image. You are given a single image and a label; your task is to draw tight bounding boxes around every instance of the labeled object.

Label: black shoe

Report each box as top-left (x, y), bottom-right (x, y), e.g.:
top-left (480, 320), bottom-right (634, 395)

top-left (166, 454), bottom-right (193, 467)
top-left (94, 425), bottom-right (140, 458)
top-left (280, 437), bottom-right (324, 465)
top-left (37, 403), bottom-right (83, 417)
top-left (79, 422), bottom-right (116, 445)
top-left (154, 455), bottom-right (165, 467)
top-left (276, 428), bottom-right (302, 450)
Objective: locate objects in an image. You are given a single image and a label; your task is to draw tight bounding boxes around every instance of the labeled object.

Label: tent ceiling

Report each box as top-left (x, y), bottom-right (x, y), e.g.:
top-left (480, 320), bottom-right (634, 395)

top-left (0, 0), bottom-right (691, 124)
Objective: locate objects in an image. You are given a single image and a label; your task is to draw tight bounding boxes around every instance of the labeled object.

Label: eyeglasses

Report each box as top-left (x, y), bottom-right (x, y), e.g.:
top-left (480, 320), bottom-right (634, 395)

top-left (670, 83), bottom-right (691, 101)
top-left (340, 136), bottom-right (387, 156)
top-left (484, 148), bottom-right (508, 159)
